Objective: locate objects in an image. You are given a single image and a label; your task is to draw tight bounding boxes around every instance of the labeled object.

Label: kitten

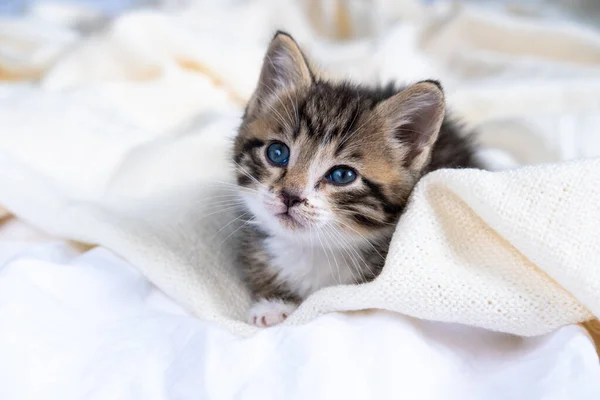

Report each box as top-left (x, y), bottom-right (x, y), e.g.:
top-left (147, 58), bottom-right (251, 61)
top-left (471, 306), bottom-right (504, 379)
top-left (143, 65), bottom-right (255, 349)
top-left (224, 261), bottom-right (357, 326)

top-left (233, 31), bottom-right (480, 327)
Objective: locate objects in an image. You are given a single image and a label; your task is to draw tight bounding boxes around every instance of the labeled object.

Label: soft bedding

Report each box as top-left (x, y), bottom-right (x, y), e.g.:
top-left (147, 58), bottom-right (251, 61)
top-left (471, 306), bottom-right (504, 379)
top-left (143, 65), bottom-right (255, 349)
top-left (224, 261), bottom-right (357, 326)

top-left (1, 221), bottom-right (599, 399)
top-left (1, 0), bottom-right (600, 398)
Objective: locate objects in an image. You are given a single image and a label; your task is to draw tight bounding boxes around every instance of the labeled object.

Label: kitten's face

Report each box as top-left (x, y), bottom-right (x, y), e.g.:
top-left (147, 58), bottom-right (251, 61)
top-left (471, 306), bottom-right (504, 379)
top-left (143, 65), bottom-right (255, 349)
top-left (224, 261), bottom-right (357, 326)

top-left (235, 87), bottom-right (410, 240)
top-left (234, 33), bottom-right (445, 242)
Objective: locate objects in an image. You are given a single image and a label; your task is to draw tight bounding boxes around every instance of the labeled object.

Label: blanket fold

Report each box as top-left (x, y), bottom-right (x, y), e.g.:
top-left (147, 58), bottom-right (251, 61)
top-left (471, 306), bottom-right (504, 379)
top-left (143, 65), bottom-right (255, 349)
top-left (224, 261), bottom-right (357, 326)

top-left (1, 0), bottom-right (600, 340)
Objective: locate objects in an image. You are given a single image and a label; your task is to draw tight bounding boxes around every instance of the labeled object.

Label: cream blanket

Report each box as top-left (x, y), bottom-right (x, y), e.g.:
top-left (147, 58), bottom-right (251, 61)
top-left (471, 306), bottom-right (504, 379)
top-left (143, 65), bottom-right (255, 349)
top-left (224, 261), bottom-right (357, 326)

top-left (1, 0), bottom-right (600, 338)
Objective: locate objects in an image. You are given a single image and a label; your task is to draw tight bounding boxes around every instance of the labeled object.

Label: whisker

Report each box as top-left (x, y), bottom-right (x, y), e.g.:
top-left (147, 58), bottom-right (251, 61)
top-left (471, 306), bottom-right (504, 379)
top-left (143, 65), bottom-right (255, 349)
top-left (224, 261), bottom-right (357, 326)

top-left (199, 194), bottom-right (244, 202)
top-left (334, 218), bottom-right (386, 261)
top-left (208, 181), bottom-right (257, 193)
top-left (319, 225), bottom-right (346, 284)
top-left (230, 160), bottom-right (262, 187)
top-left (315, 227), bottom-right (338, 285)
top-left (196, 200), bottom-right (246, 211)
top-left (308, 223), bottom-right (315, 272)
top-left (324, 224), bottom-right (364, 282)
top-left (213, 211), bottom-right (251, 238)
top-left (192, 204), bottom-right (245, 222)
top-left (218, 217), bottom-right (255, 245)
top-left (323, 224), bottom-right (359, 283)
top-left (230, 161), bottom-right (275, 196)
top-left (329, 224), bottom-right (375, 282)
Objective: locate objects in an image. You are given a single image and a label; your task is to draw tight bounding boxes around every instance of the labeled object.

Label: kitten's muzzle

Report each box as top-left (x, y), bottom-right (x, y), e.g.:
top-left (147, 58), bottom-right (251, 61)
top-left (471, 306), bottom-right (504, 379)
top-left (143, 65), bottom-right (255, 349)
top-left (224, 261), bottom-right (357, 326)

top-left (280, 190), bottom-right (305, 210)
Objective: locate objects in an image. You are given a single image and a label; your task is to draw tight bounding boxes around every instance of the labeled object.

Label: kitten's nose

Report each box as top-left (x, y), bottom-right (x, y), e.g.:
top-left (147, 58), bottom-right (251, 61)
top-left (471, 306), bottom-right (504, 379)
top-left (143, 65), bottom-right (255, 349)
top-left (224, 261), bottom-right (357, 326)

top-left (281, 190), bottom-right (303, 208)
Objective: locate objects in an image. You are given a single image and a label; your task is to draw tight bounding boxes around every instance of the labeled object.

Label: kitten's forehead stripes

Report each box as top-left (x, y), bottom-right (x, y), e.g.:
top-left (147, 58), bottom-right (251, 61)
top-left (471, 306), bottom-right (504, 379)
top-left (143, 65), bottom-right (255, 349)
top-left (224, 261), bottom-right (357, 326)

top-left (298, 83), bottom-right (376, 145)
top-left (348, 151), bottom-right (362, 161)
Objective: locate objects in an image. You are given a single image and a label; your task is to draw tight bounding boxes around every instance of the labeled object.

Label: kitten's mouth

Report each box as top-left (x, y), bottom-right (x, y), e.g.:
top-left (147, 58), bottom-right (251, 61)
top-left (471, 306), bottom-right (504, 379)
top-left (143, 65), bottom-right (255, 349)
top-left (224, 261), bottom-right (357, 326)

top-left (275, 211), bottom-right (303, 228)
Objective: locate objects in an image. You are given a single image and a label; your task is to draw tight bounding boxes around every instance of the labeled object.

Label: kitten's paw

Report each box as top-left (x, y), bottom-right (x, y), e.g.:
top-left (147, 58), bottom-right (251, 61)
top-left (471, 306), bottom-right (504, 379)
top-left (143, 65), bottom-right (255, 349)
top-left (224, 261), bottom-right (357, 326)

top-left (248, 299), bottom-right (298, 327)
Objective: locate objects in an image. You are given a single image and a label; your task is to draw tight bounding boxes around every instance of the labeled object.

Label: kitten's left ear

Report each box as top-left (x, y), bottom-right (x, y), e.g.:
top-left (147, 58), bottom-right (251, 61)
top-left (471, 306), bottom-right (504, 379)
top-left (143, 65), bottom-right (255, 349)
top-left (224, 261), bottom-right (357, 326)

top-left (246, 31), bottom-right (313, 116)
top-left (376, 80), bottom-right (446, 171)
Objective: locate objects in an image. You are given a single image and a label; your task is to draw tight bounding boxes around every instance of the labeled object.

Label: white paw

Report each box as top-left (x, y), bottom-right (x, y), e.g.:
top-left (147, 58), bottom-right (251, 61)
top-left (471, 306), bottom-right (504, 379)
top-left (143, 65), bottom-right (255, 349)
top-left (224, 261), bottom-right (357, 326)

top-left (248, 299), bottom-right (298, 327)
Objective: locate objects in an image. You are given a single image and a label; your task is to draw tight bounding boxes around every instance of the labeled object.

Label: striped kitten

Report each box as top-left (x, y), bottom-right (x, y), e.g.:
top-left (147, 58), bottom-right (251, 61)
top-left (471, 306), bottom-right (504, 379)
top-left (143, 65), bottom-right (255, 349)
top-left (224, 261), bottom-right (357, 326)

top-left (233, 31), bottom-right (480, 327)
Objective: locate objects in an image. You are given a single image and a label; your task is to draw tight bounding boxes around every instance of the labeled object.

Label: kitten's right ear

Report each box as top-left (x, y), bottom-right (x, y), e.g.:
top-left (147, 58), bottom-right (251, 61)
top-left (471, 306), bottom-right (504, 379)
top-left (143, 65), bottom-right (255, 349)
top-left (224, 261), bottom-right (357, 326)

top-left (376, 80), bottom-right (446, 172)
top-left (246, 31), bottom-right (313, 116)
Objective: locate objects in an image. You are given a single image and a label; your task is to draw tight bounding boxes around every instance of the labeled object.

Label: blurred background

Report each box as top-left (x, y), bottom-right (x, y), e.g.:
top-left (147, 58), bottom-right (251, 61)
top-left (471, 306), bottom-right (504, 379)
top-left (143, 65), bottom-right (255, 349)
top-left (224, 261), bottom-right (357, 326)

top-left (2, 0), bottom-right (600, 24)
top-left (1, 0), bottom-right (600, 166)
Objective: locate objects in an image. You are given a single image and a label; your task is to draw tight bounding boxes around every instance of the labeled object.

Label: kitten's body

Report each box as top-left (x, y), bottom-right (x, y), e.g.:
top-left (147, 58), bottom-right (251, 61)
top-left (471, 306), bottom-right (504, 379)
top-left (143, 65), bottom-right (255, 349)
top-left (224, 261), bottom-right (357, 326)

top-left (233, 32), bottom-right (480, 327)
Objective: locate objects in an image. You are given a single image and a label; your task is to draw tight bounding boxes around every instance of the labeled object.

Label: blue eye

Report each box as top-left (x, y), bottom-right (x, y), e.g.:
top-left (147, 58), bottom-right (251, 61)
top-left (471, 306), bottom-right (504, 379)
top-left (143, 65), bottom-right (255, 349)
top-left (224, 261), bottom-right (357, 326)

top-left (327, 167), bottom-right (357, 185)
top-left (266, 142), bottom-right (290, 166)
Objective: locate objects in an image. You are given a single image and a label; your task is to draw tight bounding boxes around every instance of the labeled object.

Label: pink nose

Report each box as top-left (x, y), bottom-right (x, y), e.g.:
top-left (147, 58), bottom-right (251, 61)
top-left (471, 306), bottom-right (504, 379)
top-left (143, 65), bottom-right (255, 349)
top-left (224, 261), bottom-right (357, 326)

top-left (281, 190), bottom-right (303, 208)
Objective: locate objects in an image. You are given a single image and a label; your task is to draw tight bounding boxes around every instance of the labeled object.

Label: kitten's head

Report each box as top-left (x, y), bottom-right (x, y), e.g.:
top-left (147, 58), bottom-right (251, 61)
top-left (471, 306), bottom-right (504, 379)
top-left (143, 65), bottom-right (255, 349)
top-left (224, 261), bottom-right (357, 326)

top-left (234, 32), bottom-right (445, 242)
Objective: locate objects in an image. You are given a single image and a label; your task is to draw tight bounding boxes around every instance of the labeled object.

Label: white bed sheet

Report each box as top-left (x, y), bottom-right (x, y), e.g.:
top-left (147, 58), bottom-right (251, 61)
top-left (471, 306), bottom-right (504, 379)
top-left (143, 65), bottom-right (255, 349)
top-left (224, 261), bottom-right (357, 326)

top-left (1, 220), bottom-right (599, 399)
top-left (2, 0), bottom-right (600, 398)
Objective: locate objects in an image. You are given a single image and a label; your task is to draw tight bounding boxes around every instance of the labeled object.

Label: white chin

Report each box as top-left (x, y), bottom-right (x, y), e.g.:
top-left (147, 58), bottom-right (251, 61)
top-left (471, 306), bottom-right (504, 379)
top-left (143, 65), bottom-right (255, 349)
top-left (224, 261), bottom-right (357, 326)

top-left (275, 213), bottom-right (304, 230)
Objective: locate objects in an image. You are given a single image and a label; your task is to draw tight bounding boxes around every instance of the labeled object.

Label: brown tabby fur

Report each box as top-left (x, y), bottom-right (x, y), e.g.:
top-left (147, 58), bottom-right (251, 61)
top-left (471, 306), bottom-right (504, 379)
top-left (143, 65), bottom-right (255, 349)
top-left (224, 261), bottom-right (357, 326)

top-left (233, 31), bottom-right (481, 305)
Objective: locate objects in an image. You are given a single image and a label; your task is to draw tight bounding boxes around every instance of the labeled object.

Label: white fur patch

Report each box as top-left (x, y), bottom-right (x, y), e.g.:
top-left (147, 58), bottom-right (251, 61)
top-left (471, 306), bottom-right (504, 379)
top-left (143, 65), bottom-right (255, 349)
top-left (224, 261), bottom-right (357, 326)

top-left (248, 299), bottom-right (298, 327)
top-left (264, 234), bottom-right (360, 299)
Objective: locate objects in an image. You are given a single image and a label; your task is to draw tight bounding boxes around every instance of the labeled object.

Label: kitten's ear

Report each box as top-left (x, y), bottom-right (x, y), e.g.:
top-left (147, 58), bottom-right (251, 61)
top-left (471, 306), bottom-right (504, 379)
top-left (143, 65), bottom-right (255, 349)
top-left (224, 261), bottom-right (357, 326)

top-left (376, 80), bottom-right (446, 171)
top-left (246, 31), bottom-right (313, 116)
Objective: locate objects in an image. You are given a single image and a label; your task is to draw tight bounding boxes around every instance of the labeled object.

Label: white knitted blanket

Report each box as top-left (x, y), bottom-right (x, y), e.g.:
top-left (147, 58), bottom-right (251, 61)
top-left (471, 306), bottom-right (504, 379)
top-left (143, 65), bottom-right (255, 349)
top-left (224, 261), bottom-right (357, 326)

top-left (1, 0), bottom-right (600, 338)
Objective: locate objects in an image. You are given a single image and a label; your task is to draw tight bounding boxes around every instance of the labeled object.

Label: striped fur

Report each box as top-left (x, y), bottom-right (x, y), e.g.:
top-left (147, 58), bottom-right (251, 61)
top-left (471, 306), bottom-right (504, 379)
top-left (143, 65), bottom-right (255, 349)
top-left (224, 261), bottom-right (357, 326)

top-left (232, 32), bottom-right (481, 325)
